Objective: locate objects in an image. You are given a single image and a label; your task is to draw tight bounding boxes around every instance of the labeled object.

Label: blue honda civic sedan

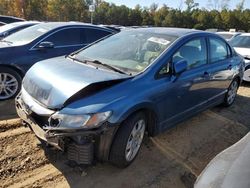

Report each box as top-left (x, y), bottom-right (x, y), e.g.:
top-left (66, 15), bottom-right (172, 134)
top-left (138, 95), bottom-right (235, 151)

top-left (0, 22), bottom-right (115, 100)
top-left (16, 28), bottom-right (245, 168)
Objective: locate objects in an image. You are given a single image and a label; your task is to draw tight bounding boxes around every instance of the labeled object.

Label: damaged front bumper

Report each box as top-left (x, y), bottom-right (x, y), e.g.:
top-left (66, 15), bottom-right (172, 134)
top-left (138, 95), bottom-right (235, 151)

top-left (15, 94), bottom-right (117, 165)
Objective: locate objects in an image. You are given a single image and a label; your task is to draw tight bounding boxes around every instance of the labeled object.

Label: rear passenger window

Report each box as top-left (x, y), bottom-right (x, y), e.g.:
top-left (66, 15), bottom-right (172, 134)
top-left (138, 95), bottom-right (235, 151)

top-left (45, 28), bottom-right (85, 46)
top-left (85, 28), bottom-right (111, 43)
top-left (209, 38), bottom-right (228, 63)
top-left (173, 38), bottom-right (207, 69)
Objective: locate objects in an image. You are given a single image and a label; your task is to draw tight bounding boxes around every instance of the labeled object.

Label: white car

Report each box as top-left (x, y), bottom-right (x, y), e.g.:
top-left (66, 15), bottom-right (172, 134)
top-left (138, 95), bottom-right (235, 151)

top-left (216, 31), bottom-right (241, 41)
top-left (195, 132), bottom-right (250, 188)
top-left (230, 33), bottom-right (250, 82)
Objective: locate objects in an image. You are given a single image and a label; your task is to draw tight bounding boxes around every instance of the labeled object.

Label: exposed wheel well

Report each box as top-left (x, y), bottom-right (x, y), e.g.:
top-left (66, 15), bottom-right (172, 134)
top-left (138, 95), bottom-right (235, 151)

top-left (245, 65), bottom-right (250, 70)
top-left (0, 65), bottom-right (24, 78)
top-left (233, 76), bottom-right (241, 87)
top-left (121, 108), bottom-right (158, 137)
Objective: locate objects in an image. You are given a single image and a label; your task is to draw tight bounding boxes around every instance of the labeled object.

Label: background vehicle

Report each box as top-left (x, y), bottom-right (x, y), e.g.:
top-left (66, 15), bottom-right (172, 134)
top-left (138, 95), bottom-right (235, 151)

top-left (216, 31), bottom-right (241, 41)
top-left (205, 28), bottom-right (224, 32)
top-left (0, 21), bottom-right (40, 39)
top-left (0, 22), bottom-right (115, 100)
top-left (0, 15), bottom-right (25, 24)
top-left (16, 28), bottom-right (244, 168)
top-left (0, 22), bottom-right (6, 26)
top-left (229, 33), bottom-right (250, 82)
top-left (195, 132), bottom-right (250, 188)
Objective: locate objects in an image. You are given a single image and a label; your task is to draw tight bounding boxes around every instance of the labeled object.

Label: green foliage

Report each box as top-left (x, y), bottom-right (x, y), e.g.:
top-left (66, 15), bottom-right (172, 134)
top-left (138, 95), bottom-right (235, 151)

top-left (185, 0), bottom-right (199, 11)
top-left (0, 0), bottom-right (249, 31)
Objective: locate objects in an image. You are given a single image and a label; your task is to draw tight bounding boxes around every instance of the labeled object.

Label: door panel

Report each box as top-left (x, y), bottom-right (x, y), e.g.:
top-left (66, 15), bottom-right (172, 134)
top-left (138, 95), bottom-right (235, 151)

top-left (30, 45), bottom-right (84, 62)
top-left (207, 37), bottom-right (234, 97)
top-left (20, 28), bottom-right (88, 70)
top-left (154, 37), bottom-right (211, 128)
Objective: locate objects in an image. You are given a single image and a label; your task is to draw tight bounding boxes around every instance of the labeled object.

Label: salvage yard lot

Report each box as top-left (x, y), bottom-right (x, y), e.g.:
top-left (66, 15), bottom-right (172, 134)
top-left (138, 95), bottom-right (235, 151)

top-left (0, 84), bottom-right (250, 188)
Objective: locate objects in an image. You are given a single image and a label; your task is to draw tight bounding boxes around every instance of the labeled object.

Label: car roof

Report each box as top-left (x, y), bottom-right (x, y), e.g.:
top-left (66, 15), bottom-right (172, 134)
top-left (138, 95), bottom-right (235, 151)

top-left (238, 33), bottom-right (250, 36)
top-left (36, 22), bottom-right (114, 32)
top-left (8, 21), bottom-right (40, 26)
top-left (127, 27), bottom-right (203, 37)
top-left (0, 15), bottom-right (25, 23)
top-left (217, 31), bottom-right (240, 34)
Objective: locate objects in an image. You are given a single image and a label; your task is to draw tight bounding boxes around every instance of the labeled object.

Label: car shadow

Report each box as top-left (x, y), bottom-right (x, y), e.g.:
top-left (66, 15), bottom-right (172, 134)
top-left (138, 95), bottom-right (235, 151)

top-left (41, 137), bottom-right (192, 188)
top-left (0, 99), bottom-right (17, 120)
top-left (212, 82), bottom-right (250, 129)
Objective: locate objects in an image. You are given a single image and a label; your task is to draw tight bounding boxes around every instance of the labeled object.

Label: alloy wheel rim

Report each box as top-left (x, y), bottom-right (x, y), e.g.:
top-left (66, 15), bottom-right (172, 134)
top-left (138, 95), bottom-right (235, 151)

top-left (125, 119), bottom-right (146, 162)
top-left (0, 73), bottom-right (18, 100)
top-left (227, 81), bottom-right (238, 105)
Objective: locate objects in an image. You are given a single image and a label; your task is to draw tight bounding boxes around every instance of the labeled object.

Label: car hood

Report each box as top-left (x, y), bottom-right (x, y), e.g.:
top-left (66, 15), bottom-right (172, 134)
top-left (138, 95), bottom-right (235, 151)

top-left (22, 56), bottom-right (130, 109)
top-left (0, 41), bottom-right (12, 48)
top-left (234, 47), bottom-right (250, 58)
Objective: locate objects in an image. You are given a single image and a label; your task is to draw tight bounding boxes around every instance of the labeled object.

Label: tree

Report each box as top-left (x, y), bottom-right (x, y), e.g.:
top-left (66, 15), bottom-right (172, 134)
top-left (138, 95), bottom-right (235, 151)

top-left (0, 0), bottom-right (249, 32)
top-left (149, 3), bottom-right (158, 13)
top-left (153, 4), bottom-right (169, 26)
top-left (207, 0), bottom-right (230, 10)
top-left (236, 0), bottom-right (245, 11)
top-left (47, 0), bottom-right (88, 22)
top-left (185, 0), bottom-right (199, 12)
top-left (128, 5), bottom-right (142, 26)
top-left (23, 0), bottom-right (48, 20)
top-left (141, 9), bottom-right (154, 26)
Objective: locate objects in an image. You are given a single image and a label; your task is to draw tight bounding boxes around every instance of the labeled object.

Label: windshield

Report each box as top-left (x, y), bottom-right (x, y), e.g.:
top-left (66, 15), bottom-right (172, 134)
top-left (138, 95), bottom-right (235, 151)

top-left (3, 24), bottom-right (55, 45)
top-left (74, 29), bottom-right (178, 74)
top-left (230, 35), bottom-right (250, 48)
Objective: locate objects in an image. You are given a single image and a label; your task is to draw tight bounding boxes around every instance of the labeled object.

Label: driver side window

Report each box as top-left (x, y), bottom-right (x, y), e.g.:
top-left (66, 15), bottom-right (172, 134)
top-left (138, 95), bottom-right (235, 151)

top-left (44, 28), bottom-right (86, 47)
top-left (173, 38), bottom-right (207, 69)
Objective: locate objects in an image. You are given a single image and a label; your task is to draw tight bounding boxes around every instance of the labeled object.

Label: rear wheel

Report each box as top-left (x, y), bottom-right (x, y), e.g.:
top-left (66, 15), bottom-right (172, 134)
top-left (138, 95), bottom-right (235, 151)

top-left (0, 67), bottom-right (22, 100)
top-left (109, 112), bottom-right (146, 168)
top-left (223, 79), bottom-right (239, 107)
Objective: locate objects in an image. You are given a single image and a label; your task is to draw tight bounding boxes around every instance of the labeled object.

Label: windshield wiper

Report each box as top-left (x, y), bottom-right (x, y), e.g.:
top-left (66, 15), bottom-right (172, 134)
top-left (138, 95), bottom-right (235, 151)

top-left (67, 55), bottom-right (129, 75)
top-left (67, 55), bottom-right (87, 64)
top-left (1, 40), bottom-right (12, 44)
top-left (66, 55), bottom-right (130, 75)
top-left (85, 59), bottom-right (129, 75)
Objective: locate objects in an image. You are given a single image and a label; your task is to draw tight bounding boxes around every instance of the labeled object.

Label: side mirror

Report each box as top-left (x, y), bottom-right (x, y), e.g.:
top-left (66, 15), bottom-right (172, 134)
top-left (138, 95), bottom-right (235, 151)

top-left (0, 32), bottom-right (8, 39)
top-left (37, 41), bottom-right (54, 49)
top-left (2, 31), bottom-right (8, 37)
top-left (174, 59), bottom-right (188, 75)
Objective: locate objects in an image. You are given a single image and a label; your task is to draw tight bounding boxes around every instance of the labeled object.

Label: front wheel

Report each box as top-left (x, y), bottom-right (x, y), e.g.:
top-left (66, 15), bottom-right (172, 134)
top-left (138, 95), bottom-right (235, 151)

top-left (109, 112), bottom-right (146, 168)
top-left (223, 79), bottom-right (239, 107)
top-left (0, 67), bottom-right (22, 101)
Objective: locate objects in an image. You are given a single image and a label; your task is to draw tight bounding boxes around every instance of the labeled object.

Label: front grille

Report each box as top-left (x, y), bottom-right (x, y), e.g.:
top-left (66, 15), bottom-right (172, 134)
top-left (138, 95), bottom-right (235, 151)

top-left (67, 142), bottom-right (94, 165)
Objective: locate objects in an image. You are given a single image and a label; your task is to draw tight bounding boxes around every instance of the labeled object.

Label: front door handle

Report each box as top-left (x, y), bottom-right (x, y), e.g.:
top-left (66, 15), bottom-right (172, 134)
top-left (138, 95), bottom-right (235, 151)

top-left (227, 64), bottom-right (232, 70)
top-left (203, 71), bottom-right (210, 78)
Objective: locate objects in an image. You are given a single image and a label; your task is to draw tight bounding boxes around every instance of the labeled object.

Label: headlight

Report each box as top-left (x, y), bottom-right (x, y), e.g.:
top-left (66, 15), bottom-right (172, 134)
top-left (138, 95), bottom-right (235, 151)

top-left (244, 59), bottom-right (250, 67)
top-left (49, 111), bottom-right (112, 129)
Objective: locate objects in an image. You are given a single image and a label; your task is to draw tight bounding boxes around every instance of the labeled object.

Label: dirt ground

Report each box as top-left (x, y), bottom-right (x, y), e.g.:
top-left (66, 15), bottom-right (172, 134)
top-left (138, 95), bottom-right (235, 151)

top-left (0, 100), bottom-right (16, 121)
top-left (0, 84), bottom-right (250, 188)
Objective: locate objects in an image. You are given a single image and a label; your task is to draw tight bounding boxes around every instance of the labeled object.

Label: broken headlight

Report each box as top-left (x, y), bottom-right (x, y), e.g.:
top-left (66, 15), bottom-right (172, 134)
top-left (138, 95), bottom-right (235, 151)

top-left (49, 111), bottom-right (112, 129)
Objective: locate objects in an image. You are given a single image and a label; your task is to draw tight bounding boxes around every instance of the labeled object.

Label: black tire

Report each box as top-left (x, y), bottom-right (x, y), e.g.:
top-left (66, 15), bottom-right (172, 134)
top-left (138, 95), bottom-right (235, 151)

top-left (0, 67), bottom-right (22, 101)
top-left (109, 112), bottom-right (146, 168)
top-left (223, 79), bottom-right (239, 107)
